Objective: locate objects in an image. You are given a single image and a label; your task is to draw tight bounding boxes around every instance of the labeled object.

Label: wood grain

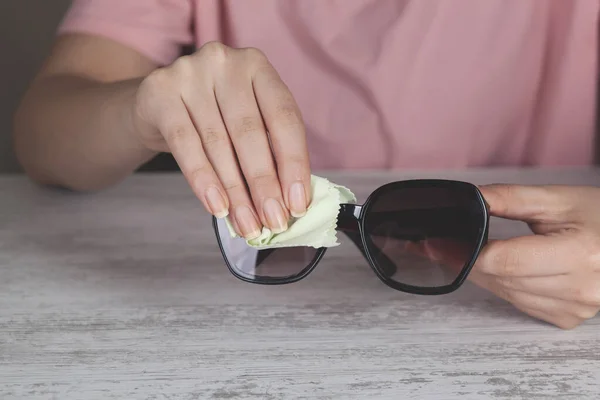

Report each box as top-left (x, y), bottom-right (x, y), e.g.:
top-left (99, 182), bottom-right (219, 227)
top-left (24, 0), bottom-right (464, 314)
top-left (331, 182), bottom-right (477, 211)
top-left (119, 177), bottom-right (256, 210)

top-left (1, 168), bottom-right (599, 399)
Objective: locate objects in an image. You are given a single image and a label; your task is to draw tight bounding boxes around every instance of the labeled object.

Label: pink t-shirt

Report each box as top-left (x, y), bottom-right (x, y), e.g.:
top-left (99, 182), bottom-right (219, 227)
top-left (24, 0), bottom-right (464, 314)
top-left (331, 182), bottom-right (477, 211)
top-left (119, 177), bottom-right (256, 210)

top-left (58, 0), bottom-right (599, 170)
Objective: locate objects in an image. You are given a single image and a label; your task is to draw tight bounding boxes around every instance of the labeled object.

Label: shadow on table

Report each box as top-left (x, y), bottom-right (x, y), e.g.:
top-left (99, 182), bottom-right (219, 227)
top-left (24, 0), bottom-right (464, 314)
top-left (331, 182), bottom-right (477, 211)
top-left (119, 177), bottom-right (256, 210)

top-left (2, 206), bottom-right (549, 327)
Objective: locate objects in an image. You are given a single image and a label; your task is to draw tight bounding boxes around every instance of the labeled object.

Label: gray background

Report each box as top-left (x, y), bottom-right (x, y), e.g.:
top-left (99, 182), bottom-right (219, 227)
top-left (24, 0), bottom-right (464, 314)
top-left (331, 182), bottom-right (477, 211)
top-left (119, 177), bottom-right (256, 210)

top-left (0, 0), bottom-right (180, 174)
top-left (0, 0), bottom-right (72, 173)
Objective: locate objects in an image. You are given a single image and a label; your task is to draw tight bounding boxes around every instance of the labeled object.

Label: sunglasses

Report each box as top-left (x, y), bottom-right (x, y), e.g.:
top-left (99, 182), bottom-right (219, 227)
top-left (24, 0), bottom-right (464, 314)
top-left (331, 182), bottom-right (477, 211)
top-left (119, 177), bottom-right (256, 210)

top-left (213, 179), bottom-right (490, 295)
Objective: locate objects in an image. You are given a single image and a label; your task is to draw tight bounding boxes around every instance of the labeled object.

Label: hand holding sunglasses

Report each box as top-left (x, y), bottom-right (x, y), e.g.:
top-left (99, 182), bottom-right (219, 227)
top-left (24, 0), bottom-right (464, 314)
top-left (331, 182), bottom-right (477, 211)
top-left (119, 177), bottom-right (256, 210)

top-left (214, 179), bottom-right (489, 295)
top-left (214, 177), bottom-right (600, 329)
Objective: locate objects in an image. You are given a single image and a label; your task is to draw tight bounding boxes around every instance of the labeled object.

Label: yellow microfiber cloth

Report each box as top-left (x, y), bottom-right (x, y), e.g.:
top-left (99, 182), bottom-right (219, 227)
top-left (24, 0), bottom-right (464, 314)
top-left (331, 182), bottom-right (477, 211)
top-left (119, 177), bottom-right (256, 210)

top-left (224, 175), bottom-right (356, 249)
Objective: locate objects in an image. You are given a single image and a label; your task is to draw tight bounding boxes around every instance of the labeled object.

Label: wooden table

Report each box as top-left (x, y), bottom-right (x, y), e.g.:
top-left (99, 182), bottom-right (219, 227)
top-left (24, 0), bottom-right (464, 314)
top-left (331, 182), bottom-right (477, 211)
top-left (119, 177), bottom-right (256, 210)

top-left (1, 168), bottom-right (599, 399)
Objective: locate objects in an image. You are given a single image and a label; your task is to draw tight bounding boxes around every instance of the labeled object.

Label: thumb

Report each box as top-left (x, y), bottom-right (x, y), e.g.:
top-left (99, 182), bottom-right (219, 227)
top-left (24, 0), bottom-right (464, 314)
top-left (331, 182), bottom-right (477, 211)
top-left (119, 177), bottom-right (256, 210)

top-left (477, 184), bottom-right (576, 224)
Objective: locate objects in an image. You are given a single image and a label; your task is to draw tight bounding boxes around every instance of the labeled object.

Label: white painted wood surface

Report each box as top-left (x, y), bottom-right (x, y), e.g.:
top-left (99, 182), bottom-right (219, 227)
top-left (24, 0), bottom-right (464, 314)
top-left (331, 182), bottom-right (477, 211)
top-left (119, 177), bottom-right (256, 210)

top-left (1, 168), bottom-right (599, 399)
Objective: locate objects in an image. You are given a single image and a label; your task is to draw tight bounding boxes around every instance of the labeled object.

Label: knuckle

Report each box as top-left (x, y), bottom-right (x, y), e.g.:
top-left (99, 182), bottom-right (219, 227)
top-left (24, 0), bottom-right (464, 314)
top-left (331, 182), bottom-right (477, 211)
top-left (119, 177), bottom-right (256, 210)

top-left (548, 186), bottom-right (577, 216)
top-left (187, 164), bottom-right (213, 185)
top-left (139, 69), bottom-right (172, 101)
top-left (588, 283), bottom-right (600, 305)
top-left (201, 126), bottom-right (228, 147)
top-left (199, 41), bottom-right (229, 64)
top-left (490, 185), bottom-right (513, 216)
top-left (487, 242), bottom-right (519, 276)
top-left (221, 180), bottom-right (245, 192)
top-left (534, 186), bottom-right (571, 221)
top-left (576, 282), bottom-right (600, 306)
top-left (145, 68), bottom-right (172, 88)
top-left (250, 170), bottom-right (276, 183)
top-left (582, 236), bottom-right (600, 271)
top-left (500, 250), bottom-right (519, 277)
top-left (499, 286), bottom-right (514, 303)
top-left (573, 307), bottom-right (599, 320)
top-left (165, 125), bottom-right (189, 143)
top-left (171, 55), bottom-right (194, 77)
top-left (242, 46), bottom-right (268, 63)
top-left (273, 103), bottom-right (302, 127)
top-left (496, 276), bottom-right (515, 290)
top-left (234, 116), bottom-right (264, 138)
top-left (247, 170), bottom-right (279, 191)
top-left (277, 154), bottom-right (310, 178)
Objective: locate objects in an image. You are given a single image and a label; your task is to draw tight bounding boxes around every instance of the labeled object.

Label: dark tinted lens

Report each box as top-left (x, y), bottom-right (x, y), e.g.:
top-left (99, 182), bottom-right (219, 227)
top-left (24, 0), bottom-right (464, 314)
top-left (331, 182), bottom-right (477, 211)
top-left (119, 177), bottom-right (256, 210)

top-left (364, 183), bottom-right (485, 288)
top-left (215, 218), bottom-right (321, 281)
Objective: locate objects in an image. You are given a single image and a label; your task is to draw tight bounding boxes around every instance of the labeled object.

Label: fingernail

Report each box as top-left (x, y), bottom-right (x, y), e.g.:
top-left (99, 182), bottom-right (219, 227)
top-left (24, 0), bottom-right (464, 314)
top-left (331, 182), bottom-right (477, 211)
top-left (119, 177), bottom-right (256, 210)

top-left (229, 214), bottom-right (242, 237)
top-left (263, 198), bottom-right (288, 233)
top-left (289, 182), bottom-right (307, 218)
top-left (235, 206), bottom-right (261, 239)
top-left (205, 186), bottom-right (228, 218)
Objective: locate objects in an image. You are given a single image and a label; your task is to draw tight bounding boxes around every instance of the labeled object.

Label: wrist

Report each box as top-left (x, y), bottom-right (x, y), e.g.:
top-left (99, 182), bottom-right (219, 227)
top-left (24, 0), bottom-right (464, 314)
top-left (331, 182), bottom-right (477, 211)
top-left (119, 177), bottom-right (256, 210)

top-left (111, 78), bottom-right (159, 161)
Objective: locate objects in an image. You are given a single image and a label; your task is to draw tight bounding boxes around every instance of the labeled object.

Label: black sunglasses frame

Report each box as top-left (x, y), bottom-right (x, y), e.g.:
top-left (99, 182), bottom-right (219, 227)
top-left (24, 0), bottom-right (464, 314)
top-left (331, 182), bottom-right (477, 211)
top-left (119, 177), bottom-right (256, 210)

top-left (213, 179), bottom-right (490, 295)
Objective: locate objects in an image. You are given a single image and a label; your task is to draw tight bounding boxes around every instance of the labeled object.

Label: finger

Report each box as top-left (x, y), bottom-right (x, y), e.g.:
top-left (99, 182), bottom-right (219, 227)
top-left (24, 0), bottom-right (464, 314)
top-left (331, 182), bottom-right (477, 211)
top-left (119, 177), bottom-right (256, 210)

top-left (181, 85), bottom-right (262, 240)
top-left (155, 97), bottom-right (229, 218)
top-left (478, 184), bottom-right (577, 224)
top-left (475, 270), bottom-right (600, 306)
top-left (215, 58), bottom-right (289, 233)
top-left (475, 235), bottom-right (584, 277)
top-left (252, 60), bottom-right (311, 218)
top-left (469, 272), bottom-right (592, 329)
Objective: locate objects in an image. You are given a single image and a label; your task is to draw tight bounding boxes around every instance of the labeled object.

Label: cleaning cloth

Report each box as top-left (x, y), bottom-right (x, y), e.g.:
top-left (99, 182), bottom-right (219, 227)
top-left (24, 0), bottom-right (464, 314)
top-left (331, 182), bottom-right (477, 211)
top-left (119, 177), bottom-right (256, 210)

top-left (224, 175), bottom-right (356, 249)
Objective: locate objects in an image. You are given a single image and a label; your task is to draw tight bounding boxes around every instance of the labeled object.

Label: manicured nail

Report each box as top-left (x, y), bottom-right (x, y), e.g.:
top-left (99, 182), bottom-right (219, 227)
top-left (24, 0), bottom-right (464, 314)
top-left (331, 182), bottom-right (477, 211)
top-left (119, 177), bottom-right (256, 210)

top-left (289, 182), bottom-right (307, 218)
top-left (263, 198), bottom-right (288, 233)
top-left (205, 186), bottom-right (228, 218)
top-left (235, 205), bottom-right (261, 239)
top-left (229, 214), bottom-right (242, 237)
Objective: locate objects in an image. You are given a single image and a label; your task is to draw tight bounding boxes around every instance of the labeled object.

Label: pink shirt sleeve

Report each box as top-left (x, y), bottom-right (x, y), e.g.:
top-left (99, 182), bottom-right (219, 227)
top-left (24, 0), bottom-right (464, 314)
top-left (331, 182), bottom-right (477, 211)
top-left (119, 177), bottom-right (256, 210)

top-left (57, 0), bottom-right (194, 66)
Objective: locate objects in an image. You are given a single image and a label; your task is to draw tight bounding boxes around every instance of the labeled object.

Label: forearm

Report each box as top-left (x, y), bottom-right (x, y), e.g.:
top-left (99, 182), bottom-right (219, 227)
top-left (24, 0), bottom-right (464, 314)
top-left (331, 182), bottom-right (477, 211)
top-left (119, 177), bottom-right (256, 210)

top-left (13, 74), bottom-right (157, 191)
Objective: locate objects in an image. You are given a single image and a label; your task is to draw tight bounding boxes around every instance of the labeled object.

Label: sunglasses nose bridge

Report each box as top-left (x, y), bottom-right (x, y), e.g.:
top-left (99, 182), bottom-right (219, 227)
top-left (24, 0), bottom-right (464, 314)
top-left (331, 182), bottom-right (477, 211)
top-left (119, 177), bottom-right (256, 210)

top-left (339, 203), bottom-right (362, 223)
